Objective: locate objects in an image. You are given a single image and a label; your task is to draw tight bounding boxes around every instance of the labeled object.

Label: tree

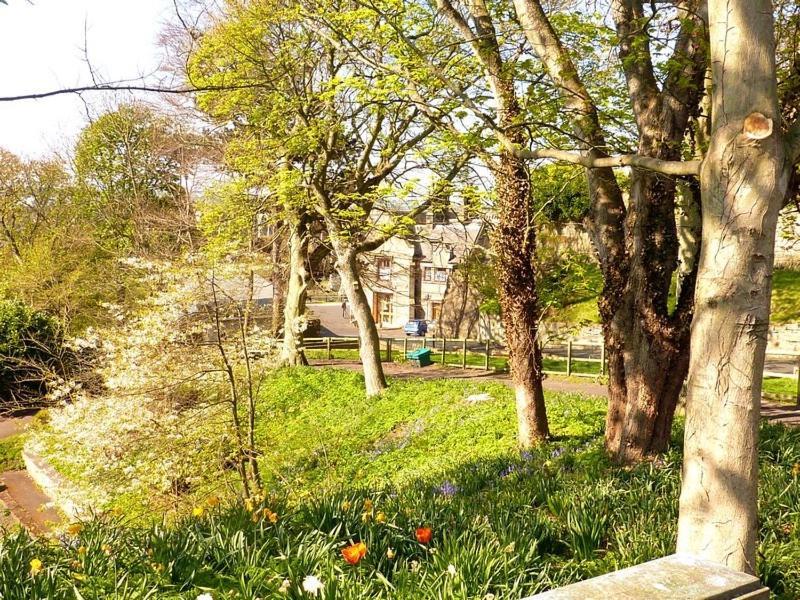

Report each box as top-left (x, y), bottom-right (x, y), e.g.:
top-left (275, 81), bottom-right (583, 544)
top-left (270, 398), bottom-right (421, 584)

top-left (676, 0), bottom-right (799, 573)
top-left (313, 0), bottom-right (552, 440)
top-left (74, 104), bottom-right (198, 256)
top-left (191, 0), bottom-right (465, 393)
top-left (504, 0), bottom-right (706, 462)
top-left (0, 149), bottom-right (121, 328)
top-left (440, 0), bottom-right (552, 443)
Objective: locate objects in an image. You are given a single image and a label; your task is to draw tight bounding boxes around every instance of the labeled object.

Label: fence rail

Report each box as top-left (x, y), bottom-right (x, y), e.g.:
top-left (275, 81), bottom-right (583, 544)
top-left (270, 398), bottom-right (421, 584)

top-left (300, 335), bottom-right (800, 405)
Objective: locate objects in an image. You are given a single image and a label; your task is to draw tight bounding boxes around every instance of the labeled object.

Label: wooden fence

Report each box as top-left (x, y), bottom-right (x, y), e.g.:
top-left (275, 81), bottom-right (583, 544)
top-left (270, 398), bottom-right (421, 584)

top-left (302, 335), bottom-right (800, 405)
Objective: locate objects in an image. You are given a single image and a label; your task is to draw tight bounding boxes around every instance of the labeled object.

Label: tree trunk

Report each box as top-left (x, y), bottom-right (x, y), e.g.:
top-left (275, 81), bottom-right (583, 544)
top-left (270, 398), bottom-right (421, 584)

top-left (271, 228), bottom-right (285, 337)
top-left (677, 0), bottom-right (790, 573)
top-left (493, 148), bottom-right (550, 445)
top-left (281, 217), bottom-right (310, 366)
top-left (437, 0), bottom-right (549, 445)
top-left (332, 240), bottom-right (387, 397)
top-left (603, 165), bottom-right (695, 463)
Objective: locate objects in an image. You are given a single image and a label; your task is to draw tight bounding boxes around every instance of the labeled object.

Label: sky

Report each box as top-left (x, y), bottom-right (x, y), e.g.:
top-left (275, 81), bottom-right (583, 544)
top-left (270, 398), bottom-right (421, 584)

top-left (0, 0), bottom-right (177, 159)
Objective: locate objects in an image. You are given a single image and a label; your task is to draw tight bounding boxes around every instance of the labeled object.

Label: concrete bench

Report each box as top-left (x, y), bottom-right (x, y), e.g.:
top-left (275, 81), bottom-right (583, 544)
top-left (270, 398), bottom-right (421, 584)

top-left (523, 554), bottom-right (769, 599)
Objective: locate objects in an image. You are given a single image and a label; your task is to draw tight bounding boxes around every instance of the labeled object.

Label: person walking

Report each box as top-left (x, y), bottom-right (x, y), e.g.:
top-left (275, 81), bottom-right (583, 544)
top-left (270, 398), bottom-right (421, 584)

top-left (341, 299), bottom-right (348, 318)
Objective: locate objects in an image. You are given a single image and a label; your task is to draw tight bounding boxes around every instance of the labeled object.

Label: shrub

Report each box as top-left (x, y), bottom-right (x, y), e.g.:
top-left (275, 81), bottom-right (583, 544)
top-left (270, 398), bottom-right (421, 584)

top-left (0, 300), bottom-right (73, 410)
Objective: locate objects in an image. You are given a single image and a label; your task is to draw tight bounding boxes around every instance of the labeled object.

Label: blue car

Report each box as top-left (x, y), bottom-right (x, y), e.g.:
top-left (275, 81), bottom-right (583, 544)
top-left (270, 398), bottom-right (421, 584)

top-left (403, 319), bottom-right (428, 336)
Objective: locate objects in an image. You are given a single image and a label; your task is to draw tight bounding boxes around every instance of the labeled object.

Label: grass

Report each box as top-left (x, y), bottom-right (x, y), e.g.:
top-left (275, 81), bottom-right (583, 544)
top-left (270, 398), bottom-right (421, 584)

top-left (548, 267), bottom-right (800, 325)
top-left (8, 367), bottom-right (800, 598)
top-left (763, 376), bottom-right (799, 401)
top-left (252, 369), bottom-right (605, 494)
top-left (772, 269), bottom-right (800, 324)
top-left (0, 434), bottom-right (25, 472)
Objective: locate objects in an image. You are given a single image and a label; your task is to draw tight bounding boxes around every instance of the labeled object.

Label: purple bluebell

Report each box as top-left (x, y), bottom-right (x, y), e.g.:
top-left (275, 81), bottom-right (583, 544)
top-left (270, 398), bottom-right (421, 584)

top-left (499, 464), bottom-right (517, 478)
top-left (436, 481), bottom-right (458, 497)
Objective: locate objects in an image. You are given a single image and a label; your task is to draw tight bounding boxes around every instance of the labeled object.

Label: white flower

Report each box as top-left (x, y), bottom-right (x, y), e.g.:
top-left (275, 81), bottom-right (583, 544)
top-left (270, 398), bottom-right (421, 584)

top-left (302, 575), bottom-right (324, 596)
top-left (279, 579), bottom-right (291, 593)
top-left (196, 594), bottom-right (214, 600)
top-left (484, 594), bottom-right (496, 600)
top-left (447, 564), bottom-right (457, 577)
top-left (410, 560), bottom-right (420, 573)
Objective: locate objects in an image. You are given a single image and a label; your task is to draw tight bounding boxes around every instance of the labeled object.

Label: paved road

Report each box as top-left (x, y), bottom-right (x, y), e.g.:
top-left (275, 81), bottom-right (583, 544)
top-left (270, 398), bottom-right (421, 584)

top-left (310, 302), bottom-right (404, 338)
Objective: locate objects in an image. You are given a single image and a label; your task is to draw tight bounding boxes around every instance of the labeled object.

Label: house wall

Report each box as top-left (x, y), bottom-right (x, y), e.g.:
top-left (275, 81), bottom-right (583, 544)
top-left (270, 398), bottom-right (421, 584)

top-left (362, 238), bottom-right (417, 329)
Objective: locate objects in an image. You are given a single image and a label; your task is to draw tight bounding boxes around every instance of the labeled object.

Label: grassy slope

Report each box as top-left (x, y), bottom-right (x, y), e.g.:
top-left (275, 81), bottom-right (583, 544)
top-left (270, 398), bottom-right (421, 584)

top-left (0, 434), bottom-right (24, 471)
top-left (772, 269), bottom-right (800, 324)
top-left (254, 368), bottom-right (604, 495)
top-left (13, 368), bottom-right (800, 599)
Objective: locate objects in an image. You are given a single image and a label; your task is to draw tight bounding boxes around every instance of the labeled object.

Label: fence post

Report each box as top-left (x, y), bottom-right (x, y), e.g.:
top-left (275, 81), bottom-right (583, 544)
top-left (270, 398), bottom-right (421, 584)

top-left (326, 336), bottom-right (332, 360)
top-left (484, 339), bottom-right (490, 370)
top-left (600, 341), bottom-right (606, 376)
top-left (403, 336), bottom-right (408, 359)
top-left (386, 338), bottom-right (393, 362)
top-left (423, 336), bottom-right (427, 349)
top-left (462, 339), bottom-right (467, 369)
top-left (566, 339), bottom-right (573, 377)
top-left (796, 359), bottom-right (800, 407)
top-left (441, 337), bottom-right (447, 365)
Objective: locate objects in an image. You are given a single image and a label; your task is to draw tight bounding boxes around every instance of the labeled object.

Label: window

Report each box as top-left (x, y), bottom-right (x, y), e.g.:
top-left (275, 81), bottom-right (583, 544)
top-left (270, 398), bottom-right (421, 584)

top-left (435, 268), bottom-right (448, 282)
top-left (377, 258), bottom-right (391, 281)
top-left (432, 209), bottom-right (448, 225)
top-left (423, 266), bottom-right (434, 282)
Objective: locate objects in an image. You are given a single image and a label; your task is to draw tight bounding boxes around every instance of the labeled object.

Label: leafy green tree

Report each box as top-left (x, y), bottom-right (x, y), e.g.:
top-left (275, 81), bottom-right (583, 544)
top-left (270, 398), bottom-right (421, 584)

top-left (74, 104), bottom-right (196, 255)
top-left (0, 149), bottom-right (135, 329)
top-left (190, 0), bottom-right (464, 390)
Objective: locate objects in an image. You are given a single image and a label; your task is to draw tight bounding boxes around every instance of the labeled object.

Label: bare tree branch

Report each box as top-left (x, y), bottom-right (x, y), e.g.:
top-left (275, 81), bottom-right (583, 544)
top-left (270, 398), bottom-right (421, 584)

top-left (0, 82), bottom-right (265, 102)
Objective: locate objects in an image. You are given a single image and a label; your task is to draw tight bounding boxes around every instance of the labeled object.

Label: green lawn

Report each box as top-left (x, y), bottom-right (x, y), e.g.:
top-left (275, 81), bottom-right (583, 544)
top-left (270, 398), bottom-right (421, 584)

top-left (772, 269), bottom-right (800, 324)
top-left (14, 368), bottom-right (800, 598)
top-left (549, 267), bottom-right (800, 325)
top-left (305, 347), bottom-right (602, 376)
top-left (763, 376), bottom-right (799, 401)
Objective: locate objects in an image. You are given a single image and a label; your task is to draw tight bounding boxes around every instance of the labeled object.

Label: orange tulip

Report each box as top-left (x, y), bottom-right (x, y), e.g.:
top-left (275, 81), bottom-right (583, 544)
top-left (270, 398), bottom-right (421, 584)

top-left (415, 527), bottom-right (433, 544)
top-left (342, 542), bottom-right (367, 565)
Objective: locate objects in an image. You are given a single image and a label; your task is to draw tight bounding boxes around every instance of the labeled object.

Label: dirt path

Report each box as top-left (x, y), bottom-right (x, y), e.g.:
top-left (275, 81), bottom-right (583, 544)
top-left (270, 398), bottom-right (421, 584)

top-left (0, 416), bottom-right (62, 534)
top-left (309, 359), bottom-right (800, 426)
top-left (0, 415), bottom-right (31, 439)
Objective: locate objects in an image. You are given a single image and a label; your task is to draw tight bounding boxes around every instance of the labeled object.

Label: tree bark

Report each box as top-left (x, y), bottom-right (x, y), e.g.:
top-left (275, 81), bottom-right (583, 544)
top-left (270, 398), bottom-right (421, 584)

top-left (270, 227), bottom-right (285, 337)
top-left (677, 0), bottom-right (791, 573)
top-left (280, 217), bottom-right (310, 366)
top-left (331, 240), bottom-right (387, 396)
top-left (494, 147), bottom-right (550, 445)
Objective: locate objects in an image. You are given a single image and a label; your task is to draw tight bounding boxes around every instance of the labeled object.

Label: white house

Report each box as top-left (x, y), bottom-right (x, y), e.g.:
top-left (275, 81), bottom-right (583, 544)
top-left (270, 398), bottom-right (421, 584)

top-left (361, 211), bottom-right (486, 329)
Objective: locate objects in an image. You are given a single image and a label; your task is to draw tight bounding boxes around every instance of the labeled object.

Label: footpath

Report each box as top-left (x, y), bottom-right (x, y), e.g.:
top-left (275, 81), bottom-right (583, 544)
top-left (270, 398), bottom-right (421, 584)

top-left (0, 415), bottom-right (61, 535)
